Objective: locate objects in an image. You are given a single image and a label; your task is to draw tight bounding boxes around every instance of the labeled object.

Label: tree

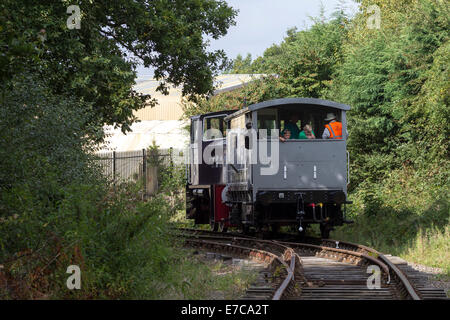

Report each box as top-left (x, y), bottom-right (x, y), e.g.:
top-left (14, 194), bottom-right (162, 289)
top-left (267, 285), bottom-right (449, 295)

top-left (330, 0), bottom-right (449, 187)
top-left (225, 53), bottom-right (255, 74)
top-left (226, 14), bottom-right (349, 98)
top-left (198, 12), bottom-right (350, 117)
top-left (0, 0), bottom-right (237, 132)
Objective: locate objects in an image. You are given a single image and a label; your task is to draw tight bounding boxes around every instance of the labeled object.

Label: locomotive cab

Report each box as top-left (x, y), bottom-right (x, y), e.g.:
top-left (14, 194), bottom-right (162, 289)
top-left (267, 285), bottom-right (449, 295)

top-left (186, 110), bottom-right (234, 230)
top-left (224, 98), bottom-right (352, 238)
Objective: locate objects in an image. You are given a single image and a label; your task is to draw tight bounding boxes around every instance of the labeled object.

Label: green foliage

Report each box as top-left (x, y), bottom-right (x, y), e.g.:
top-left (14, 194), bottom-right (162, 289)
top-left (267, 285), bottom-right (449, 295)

top-left (148, 250), bottom-right (257, 299)
top-left (333, 166), bottom-right (449, 273)
top-left (332, 0), bottom-right (449, 186)
top-left (185, 12), bottom-right (350, 117)
top-left (147, 144), bottom-right (187, 215)
top-left (0, 73), bottom-right (166, 298)
top-left (264, 16), bottom-right (348, 98)
top-left (226, 12), bottom-right (349, 97)
top-left (225, 53), bottom-right (260, 74)
top-left (0, 0), bottom-right (239, 299)
top-left (331, 0), bottom-right (449, 267)
top-left (0, 73), bottom-right (99, 189)
top-left (0, 0), bottom-right (237, 132)
top-left (0, 177), bottom-right (176, 299)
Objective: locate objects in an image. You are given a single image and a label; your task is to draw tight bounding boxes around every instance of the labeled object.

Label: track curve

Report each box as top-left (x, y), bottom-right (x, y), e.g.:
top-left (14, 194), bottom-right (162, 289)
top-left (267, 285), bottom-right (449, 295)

top-left (174, 228), bottom-right (447, 300)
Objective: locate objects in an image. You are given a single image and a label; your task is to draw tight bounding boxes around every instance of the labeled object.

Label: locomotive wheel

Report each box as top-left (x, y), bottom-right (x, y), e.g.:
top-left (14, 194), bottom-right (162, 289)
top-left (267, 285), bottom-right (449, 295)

top-left (218, 222), bottom-right (228, 233)
top-left (210, 221), bottom-right (218, 232)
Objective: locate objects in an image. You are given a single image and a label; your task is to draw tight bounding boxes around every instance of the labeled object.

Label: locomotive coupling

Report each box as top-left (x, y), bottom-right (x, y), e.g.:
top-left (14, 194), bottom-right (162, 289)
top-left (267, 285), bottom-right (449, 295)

top-left (295, 192), bottom-right (306, 232)
top-left (295, 192), bottom-right (306, 218)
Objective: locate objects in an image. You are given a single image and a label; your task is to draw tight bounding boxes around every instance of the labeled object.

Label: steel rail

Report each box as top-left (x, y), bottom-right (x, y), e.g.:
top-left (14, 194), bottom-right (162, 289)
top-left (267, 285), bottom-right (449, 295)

top-left (176, 228), bottom-right (421, 300)
top-left (181, 237), bottom-right (296, 300)
top-left (172, 227), bottom-right (253, 239)
top-left (285, 238), bottom-right (421, 300)
top-left (378, 254), bottom-right (420, 300)
top-left (277, 240), bottom-right (390, 275)
top-left (272, 251), bottom-right (296, 300)
top-left (314, 238), bottom-right (421, 300)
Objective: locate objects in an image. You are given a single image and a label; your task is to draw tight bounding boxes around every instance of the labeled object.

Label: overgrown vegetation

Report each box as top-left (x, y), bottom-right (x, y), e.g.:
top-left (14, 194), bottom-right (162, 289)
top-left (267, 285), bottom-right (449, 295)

top-left (0, 0), bottom-right (240, 299)
top-left (184, 0), bottom-right (449, 272)
top-left (152, 249), bottom-right (258, 300)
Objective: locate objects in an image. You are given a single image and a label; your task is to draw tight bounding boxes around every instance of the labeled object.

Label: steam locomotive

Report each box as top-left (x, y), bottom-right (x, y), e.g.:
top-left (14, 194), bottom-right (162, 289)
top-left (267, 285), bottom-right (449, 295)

top-left (186, 98), bottom-right (352, 238)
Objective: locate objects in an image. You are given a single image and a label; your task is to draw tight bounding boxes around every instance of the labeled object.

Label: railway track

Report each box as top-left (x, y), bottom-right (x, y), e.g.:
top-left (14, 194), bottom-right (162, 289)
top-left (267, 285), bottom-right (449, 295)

top-left (174, 228), bottom-right (448, 300)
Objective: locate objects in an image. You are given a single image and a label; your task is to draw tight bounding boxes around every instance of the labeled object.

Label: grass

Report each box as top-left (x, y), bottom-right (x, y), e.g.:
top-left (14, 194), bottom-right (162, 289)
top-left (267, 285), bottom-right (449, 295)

top-left (154, 247), bottom-right (258, 300)
top-left (334, 224), bottom-right (450, 275)
top-left (332, 165), bottom-right (450, 278)
top-left (166, 211), bottom-right (258, 299)
top-left (401, 226), bottom-right (450, 275)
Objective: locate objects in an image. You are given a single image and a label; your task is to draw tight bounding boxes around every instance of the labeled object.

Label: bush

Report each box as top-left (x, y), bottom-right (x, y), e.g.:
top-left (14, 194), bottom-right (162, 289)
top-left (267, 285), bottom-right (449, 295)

top-left (0, 74), bottom-right (177, 299)
top-left (147, 144), bottom-right (186, 215)
top-left (333, 164), bottom-right (449, 273)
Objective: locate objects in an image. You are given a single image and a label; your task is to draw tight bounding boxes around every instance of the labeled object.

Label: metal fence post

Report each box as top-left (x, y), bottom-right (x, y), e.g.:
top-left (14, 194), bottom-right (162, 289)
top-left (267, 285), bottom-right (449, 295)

top-left (113, 151), bottom-right (116, 183)
top-left (169, 147), bottom-right (173, 179)
top-left (142, 148), bottom-right (147, 198)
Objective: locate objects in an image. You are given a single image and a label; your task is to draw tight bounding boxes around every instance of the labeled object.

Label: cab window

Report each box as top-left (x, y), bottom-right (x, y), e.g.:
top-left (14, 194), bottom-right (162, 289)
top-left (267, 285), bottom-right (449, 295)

top-left (190, 119), bottom-right (200, 143)
top-left (203, 115), bottom-right (227, 140)
top-left (257, 108), bottom-right (278, 137)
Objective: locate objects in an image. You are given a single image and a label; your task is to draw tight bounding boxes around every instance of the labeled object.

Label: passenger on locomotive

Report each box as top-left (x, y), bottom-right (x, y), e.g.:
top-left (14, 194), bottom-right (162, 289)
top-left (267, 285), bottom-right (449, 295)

top-left (281, 114), bottom-right (300, 139)
top-left (322, 113), bottom-right (342, 139)
top-left (299, 124), bottom-right (316, 139)
top-left (279, 128), bottom-right (292, 142)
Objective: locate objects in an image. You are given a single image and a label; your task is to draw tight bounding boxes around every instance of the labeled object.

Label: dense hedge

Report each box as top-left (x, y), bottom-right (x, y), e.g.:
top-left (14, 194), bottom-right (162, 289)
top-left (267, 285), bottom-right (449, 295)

top-left (0, 74), bottom-right (178, 298)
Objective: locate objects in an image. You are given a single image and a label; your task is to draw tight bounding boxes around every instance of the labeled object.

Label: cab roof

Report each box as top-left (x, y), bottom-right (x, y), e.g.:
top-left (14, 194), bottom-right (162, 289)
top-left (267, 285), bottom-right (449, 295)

top-left (225, 98), bottom-right (351, 120)
top-left (190, 109), bottom-right (235, 121)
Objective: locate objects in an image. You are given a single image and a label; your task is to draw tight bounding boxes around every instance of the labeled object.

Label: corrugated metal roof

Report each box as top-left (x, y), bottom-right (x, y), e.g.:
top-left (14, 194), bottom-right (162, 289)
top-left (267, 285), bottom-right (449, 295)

top-left (133, 74), bottom-right (264, 97)
top-left (132, 74), bottom-right (265, 121)
top-left (99, 120), bottom-right (189, 152)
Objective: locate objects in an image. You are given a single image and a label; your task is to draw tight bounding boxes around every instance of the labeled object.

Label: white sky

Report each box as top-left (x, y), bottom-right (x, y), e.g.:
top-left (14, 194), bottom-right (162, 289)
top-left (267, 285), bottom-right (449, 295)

top-left (136, 0), bottom-right (360, 79)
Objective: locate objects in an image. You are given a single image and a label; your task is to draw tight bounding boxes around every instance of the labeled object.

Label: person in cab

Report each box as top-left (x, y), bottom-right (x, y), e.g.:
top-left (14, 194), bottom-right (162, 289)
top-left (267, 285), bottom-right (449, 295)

top-left (279, 128), bottom-right (292, 142)
top-left (283, 114), bottom-right (300, 138)
top-left (322, 113), bottom-right (342, 139)
top-left (299, 124), bottom-right (316, 139)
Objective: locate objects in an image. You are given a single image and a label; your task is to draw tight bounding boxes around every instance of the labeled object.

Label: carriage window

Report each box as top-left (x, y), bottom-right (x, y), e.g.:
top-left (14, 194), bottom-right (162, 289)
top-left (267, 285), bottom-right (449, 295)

top-left (191, 119), bottom-right (200, 143)
top-left (309, 110), bottom-right (342, 140)
top-left (257, 108), bottom-right (278, 137)
top-left (203, 116), bottom-right (226, 140)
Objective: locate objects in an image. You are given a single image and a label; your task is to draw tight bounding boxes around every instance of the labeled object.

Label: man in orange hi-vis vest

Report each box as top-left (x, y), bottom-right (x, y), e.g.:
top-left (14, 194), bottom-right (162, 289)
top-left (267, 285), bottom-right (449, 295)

top-left (322, 113), bottom-right (343, 139)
